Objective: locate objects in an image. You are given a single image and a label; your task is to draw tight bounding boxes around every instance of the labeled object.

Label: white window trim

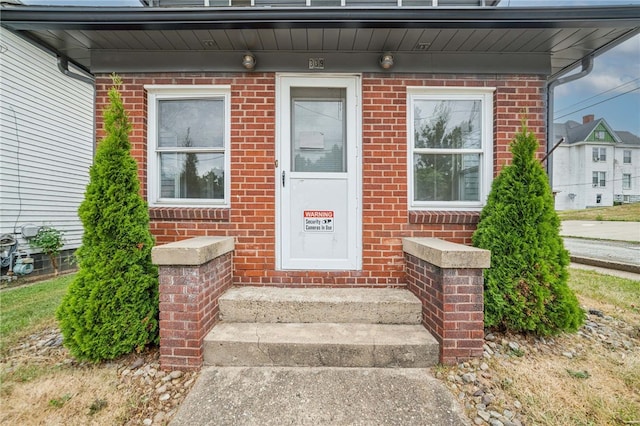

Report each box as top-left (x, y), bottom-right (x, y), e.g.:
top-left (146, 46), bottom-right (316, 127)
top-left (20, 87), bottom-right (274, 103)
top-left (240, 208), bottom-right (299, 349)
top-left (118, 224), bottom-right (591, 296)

top-left (407, 86), bottom-right (494, 211)
top-left (622, 173), bottom-right (632, 190)
top-left (592, 147), bottom-right (606, 162)
top-left (592, 171), bottom-right (606, 188)
top-left (145, 85), bottom-right (231, 208)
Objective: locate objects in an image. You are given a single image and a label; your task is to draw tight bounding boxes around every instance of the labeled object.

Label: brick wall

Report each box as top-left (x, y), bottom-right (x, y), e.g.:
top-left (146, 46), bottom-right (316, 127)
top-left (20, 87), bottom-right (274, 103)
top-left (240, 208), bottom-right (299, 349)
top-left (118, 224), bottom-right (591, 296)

top-left (95, 72), bottom-right (546, 286)
top-left (158, 251), bottom-right (233, 370)
top-left (405, 252), bottom-right (485, 365)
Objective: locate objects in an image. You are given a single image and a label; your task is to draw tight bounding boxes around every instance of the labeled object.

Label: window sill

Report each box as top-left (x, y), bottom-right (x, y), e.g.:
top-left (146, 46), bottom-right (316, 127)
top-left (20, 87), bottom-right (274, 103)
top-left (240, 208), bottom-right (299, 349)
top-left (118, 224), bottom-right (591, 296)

top-left (409, 210), bottom-right (480, 225)
top-left (149, 207), bottom-right (230, 221)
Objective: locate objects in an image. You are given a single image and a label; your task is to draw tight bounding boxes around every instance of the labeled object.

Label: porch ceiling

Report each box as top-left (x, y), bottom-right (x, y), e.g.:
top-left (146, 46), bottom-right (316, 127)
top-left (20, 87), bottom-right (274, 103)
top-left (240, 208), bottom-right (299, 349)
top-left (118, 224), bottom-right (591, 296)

top-left (1, 5), bottom-right (639, 76)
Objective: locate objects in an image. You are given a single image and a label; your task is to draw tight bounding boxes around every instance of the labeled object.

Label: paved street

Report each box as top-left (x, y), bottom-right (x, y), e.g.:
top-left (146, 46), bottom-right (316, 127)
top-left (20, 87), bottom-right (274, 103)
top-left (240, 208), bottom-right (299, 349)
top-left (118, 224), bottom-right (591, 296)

top-left (560, 220), bottom-right (640, 277)
top-left (561, 220), bottom-right (640, 243)
top-left (563, 238), bottom-right (640, 266)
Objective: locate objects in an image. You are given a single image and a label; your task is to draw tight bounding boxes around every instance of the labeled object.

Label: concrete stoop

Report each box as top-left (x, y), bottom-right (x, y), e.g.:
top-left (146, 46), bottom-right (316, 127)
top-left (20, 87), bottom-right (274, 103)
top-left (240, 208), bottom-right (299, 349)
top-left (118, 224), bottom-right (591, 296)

top-left (203, 287), bottom-right (439, 368)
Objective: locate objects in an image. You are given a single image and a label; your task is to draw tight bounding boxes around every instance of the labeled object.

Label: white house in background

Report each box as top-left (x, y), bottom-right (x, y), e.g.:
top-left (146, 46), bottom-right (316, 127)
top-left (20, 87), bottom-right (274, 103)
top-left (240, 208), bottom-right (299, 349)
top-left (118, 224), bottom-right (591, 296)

top-left (0, 27), bottom-right (93, 277)
top-left (553, 114), bottom-right (640, 211)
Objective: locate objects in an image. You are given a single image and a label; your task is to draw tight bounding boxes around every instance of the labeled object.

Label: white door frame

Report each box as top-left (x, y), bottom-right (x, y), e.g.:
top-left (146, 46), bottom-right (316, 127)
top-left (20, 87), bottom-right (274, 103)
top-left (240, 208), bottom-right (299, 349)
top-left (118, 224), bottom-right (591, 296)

top-left (275, 73), bottom-right (362, 270)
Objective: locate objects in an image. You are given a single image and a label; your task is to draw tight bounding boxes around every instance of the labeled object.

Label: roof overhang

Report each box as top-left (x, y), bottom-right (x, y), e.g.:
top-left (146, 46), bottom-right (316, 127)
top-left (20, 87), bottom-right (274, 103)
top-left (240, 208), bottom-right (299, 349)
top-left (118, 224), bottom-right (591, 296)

top-left (1, 5), bottom-right (639, 76)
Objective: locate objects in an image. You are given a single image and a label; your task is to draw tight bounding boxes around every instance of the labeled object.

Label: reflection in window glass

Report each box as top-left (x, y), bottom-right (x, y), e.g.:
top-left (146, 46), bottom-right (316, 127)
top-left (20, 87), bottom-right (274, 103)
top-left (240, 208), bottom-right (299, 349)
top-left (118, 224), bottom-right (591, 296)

top-left (411, 97), bottom-right (486, 205)
top-left (291, 88), bottom-right (346, 173)
top-left (158, 99), bottom-right (224, 148)
top-left (414, 153), bottom-right (480, 202)
top-left (413, 100), bottom-right (482, 149)
top-left (160, 153), bottom-right (225, 199)
top-left (151, 94), bottom-right (228, 204)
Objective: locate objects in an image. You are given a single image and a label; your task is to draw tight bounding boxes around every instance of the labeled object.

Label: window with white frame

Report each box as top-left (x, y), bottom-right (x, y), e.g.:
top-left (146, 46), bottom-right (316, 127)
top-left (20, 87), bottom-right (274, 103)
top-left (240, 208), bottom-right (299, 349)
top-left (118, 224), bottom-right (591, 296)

top-left (592, 147), bottom-right (606, 162)
top-left (146, 86), bottom-right (230, 207)
top-left (595, 130), bottom-right (605, 140)
top-left (622, 173), bottom-right (632, 190)
top-left (592, 171), bottom-right (606, 187)
top-left (623, 150), bottom-right (632, 164)
top-left (407, 87), bottom-right (494, 210)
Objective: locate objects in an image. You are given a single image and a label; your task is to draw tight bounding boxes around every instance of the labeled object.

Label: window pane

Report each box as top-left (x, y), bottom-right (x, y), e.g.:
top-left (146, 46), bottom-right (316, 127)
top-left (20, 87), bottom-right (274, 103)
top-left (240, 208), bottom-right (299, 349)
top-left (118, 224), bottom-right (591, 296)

top-left (291, 88), bottom-right (346, 173)
top-left (623, 174), bottom-right (631, 190)
top-left (159, 153), bottom-right (224, 199)
top-left (158, 99), bottom-right (224, 148)
top-left (414, 153), bottom-right (480, 202)
top-left (413, 100), bottom-right (481, 149)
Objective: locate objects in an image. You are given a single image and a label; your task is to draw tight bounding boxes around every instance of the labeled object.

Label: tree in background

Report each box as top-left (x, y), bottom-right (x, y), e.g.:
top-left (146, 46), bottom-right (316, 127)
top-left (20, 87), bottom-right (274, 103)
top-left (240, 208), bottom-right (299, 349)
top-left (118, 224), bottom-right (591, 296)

top-left (56, 75), bottom-right (159, 362)
top-left (472, 121), bottom-right (583, 335)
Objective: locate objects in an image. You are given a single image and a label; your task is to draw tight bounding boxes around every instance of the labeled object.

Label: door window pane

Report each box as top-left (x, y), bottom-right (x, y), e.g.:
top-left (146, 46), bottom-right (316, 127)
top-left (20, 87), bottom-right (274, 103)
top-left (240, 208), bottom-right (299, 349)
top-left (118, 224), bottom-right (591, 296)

top-left (291, 88), bottom-right (346, 173)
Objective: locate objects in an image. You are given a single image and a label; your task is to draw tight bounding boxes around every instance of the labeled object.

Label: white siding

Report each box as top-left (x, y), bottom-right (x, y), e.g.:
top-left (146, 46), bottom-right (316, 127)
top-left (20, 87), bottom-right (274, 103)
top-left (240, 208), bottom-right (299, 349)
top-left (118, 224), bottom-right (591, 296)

top-left (553, 141), bottom-right (640, 210)
top-left (0, 28), bottom-right (93, 251)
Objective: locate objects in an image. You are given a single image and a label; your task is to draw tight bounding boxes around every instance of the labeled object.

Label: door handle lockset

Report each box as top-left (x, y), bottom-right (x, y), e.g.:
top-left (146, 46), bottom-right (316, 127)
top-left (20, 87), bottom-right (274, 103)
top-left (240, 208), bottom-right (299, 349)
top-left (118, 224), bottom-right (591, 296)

top-left (282, 170), bottom-right (286, 187)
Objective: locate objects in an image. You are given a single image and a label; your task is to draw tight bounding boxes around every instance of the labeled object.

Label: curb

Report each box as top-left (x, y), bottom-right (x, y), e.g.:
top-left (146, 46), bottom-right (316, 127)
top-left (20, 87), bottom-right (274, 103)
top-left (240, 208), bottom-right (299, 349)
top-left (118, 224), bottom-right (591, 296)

top-left (570, 256), bottom-right (640, 274)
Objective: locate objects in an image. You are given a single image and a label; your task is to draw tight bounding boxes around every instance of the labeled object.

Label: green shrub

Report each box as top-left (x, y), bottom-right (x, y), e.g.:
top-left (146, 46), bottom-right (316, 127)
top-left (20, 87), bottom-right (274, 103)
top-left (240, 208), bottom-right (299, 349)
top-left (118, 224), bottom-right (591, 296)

top-left (29, 227), bottom-right (65, 276)
top-left (472, 122), bottom-right (583, 335)
top-left (56, 75), bottom-right (159, 362)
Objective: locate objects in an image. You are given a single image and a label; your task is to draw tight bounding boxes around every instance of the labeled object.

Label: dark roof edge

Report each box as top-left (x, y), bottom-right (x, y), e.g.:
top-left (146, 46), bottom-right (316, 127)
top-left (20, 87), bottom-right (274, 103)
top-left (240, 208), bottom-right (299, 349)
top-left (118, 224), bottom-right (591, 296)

top-left (0, 26), bottom-right (91, 74)
top-left (1, 5), bottom-right (640, 31)
top-left (549, 27), bottom-right (640, 80)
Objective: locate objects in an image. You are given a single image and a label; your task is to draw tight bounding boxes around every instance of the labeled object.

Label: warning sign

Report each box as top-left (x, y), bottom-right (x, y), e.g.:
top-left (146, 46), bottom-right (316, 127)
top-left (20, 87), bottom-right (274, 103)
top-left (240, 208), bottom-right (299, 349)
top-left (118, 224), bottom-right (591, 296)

top-left (303, 210), bottom-right (334, 233)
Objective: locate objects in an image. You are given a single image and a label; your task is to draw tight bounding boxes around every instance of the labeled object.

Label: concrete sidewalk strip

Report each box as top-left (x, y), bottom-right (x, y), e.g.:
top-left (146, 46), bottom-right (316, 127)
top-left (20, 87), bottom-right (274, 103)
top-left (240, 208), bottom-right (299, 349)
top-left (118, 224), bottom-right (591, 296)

top-left (170, 367), bottom-right (471, 426)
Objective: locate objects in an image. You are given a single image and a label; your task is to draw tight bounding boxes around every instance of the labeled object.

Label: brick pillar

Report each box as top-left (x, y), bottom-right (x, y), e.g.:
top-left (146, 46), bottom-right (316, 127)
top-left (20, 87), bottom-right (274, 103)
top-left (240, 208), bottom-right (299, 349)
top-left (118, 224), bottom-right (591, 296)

top-left (403, 237), bottom-right (489, 365)
top-left (152, 237), bottom-right (235, 370)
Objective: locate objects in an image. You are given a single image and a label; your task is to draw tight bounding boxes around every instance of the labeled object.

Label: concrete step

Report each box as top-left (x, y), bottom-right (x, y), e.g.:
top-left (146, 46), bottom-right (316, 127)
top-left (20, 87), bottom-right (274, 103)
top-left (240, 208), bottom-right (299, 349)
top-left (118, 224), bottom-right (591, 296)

top-left (203, 322), bottom-right (439, 368)
top-left (219, 287), bottom-right (422, 324)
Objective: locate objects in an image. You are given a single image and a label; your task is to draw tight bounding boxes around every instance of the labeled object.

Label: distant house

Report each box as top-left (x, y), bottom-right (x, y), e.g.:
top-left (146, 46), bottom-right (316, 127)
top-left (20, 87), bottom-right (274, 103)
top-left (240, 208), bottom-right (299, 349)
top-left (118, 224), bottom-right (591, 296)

top-left (0, 27), bottom-right (94, 278)
top-left (553, 115), bottom-right (640, 210)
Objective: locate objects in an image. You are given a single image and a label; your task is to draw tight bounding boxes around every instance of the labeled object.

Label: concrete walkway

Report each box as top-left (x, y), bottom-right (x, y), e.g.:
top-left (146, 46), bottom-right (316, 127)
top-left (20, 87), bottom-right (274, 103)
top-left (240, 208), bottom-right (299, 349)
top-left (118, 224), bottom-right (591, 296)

top-left (170, 367), bottom-right (470, 426)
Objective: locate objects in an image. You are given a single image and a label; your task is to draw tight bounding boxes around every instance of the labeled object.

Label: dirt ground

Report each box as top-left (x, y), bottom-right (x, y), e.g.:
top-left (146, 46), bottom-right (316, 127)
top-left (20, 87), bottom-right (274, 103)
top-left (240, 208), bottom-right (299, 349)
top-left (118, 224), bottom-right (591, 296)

top-left (0, 335), bottom-right (197, 426)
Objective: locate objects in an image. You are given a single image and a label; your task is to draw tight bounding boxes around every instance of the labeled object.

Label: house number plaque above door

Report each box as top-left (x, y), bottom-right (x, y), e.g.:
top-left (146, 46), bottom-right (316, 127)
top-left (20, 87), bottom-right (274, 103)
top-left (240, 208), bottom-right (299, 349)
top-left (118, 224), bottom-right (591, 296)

top-left (308, 58), bottom-right (325, 70)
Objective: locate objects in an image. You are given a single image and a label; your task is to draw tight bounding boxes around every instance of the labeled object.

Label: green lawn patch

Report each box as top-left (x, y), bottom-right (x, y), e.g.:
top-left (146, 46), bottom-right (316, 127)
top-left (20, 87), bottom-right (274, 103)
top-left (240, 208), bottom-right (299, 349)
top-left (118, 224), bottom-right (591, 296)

top-left (568, 268), bottom-right (640, 313)
top-left (558, 203), bottom-right (640, 222)
top-left (0, 274), bottom-right (73, 354)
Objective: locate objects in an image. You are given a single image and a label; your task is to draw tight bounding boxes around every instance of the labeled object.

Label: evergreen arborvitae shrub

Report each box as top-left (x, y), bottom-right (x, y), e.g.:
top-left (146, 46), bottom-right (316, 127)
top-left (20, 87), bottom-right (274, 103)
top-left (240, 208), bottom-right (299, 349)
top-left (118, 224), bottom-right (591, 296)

top-left (472, 122), bottom-right (583, 335)
top-left (56, 76), bottom-right (159, 362)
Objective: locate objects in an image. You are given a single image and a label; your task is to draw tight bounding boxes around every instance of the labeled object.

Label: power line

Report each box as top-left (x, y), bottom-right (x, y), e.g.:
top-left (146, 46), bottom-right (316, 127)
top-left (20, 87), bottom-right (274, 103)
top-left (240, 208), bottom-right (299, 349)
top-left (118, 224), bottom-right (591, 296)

top-left (553, 175), bottom-right (639, 189)
top-left (554, 77), bottom-right (640, 115)
top-left (555, 86), bottom-right (640, 120)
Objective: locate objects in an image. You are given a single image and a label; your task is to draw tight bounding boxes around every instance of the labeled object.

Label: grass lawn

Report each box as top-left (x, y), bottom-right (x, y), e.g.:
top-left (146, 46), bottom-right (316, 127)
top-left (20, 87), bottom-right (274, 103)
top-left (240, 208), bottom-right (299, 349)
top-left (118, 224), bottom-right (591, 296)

top-left (0, 274), bottom-right (73, 355)
top-left (569, 268), bottom-right (640, 315)
top-left (557, 202), bottom-right (640, 222)
top-left (484, 268), bottom-right (640, 426)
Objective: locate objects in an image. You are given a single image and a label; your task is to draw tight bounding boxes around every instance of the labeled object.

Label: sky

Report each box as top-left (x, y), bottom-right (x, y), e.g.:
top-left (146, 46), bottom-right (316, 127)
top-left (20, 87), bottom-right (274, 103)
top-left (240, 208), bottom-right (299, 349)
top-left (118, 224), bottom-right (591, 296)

top-left (554, 35), bottom-right (640, 136)
top-left (19, 0), bottom-right (640, 135)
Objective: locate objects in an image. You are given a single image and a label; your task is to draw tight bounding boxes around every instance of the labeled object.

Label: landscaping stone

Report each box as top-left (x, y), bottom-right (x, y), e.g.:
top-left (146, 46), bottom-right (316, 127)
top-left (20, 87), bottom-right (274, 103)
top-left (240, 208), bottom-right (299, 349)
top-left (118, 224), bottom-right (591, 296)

top-left (437, 307), bottom-right (637, 425)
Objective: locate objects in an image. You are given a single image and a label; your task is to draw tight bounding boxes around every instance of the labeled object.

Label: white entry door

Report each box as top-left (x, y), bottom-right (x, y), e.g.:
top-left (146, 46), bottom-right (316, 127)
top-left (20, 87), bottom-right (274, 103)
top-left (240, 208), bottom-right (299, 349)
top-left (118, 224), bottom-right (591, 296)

top-left (277, 75), bottom-right (361, 270)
